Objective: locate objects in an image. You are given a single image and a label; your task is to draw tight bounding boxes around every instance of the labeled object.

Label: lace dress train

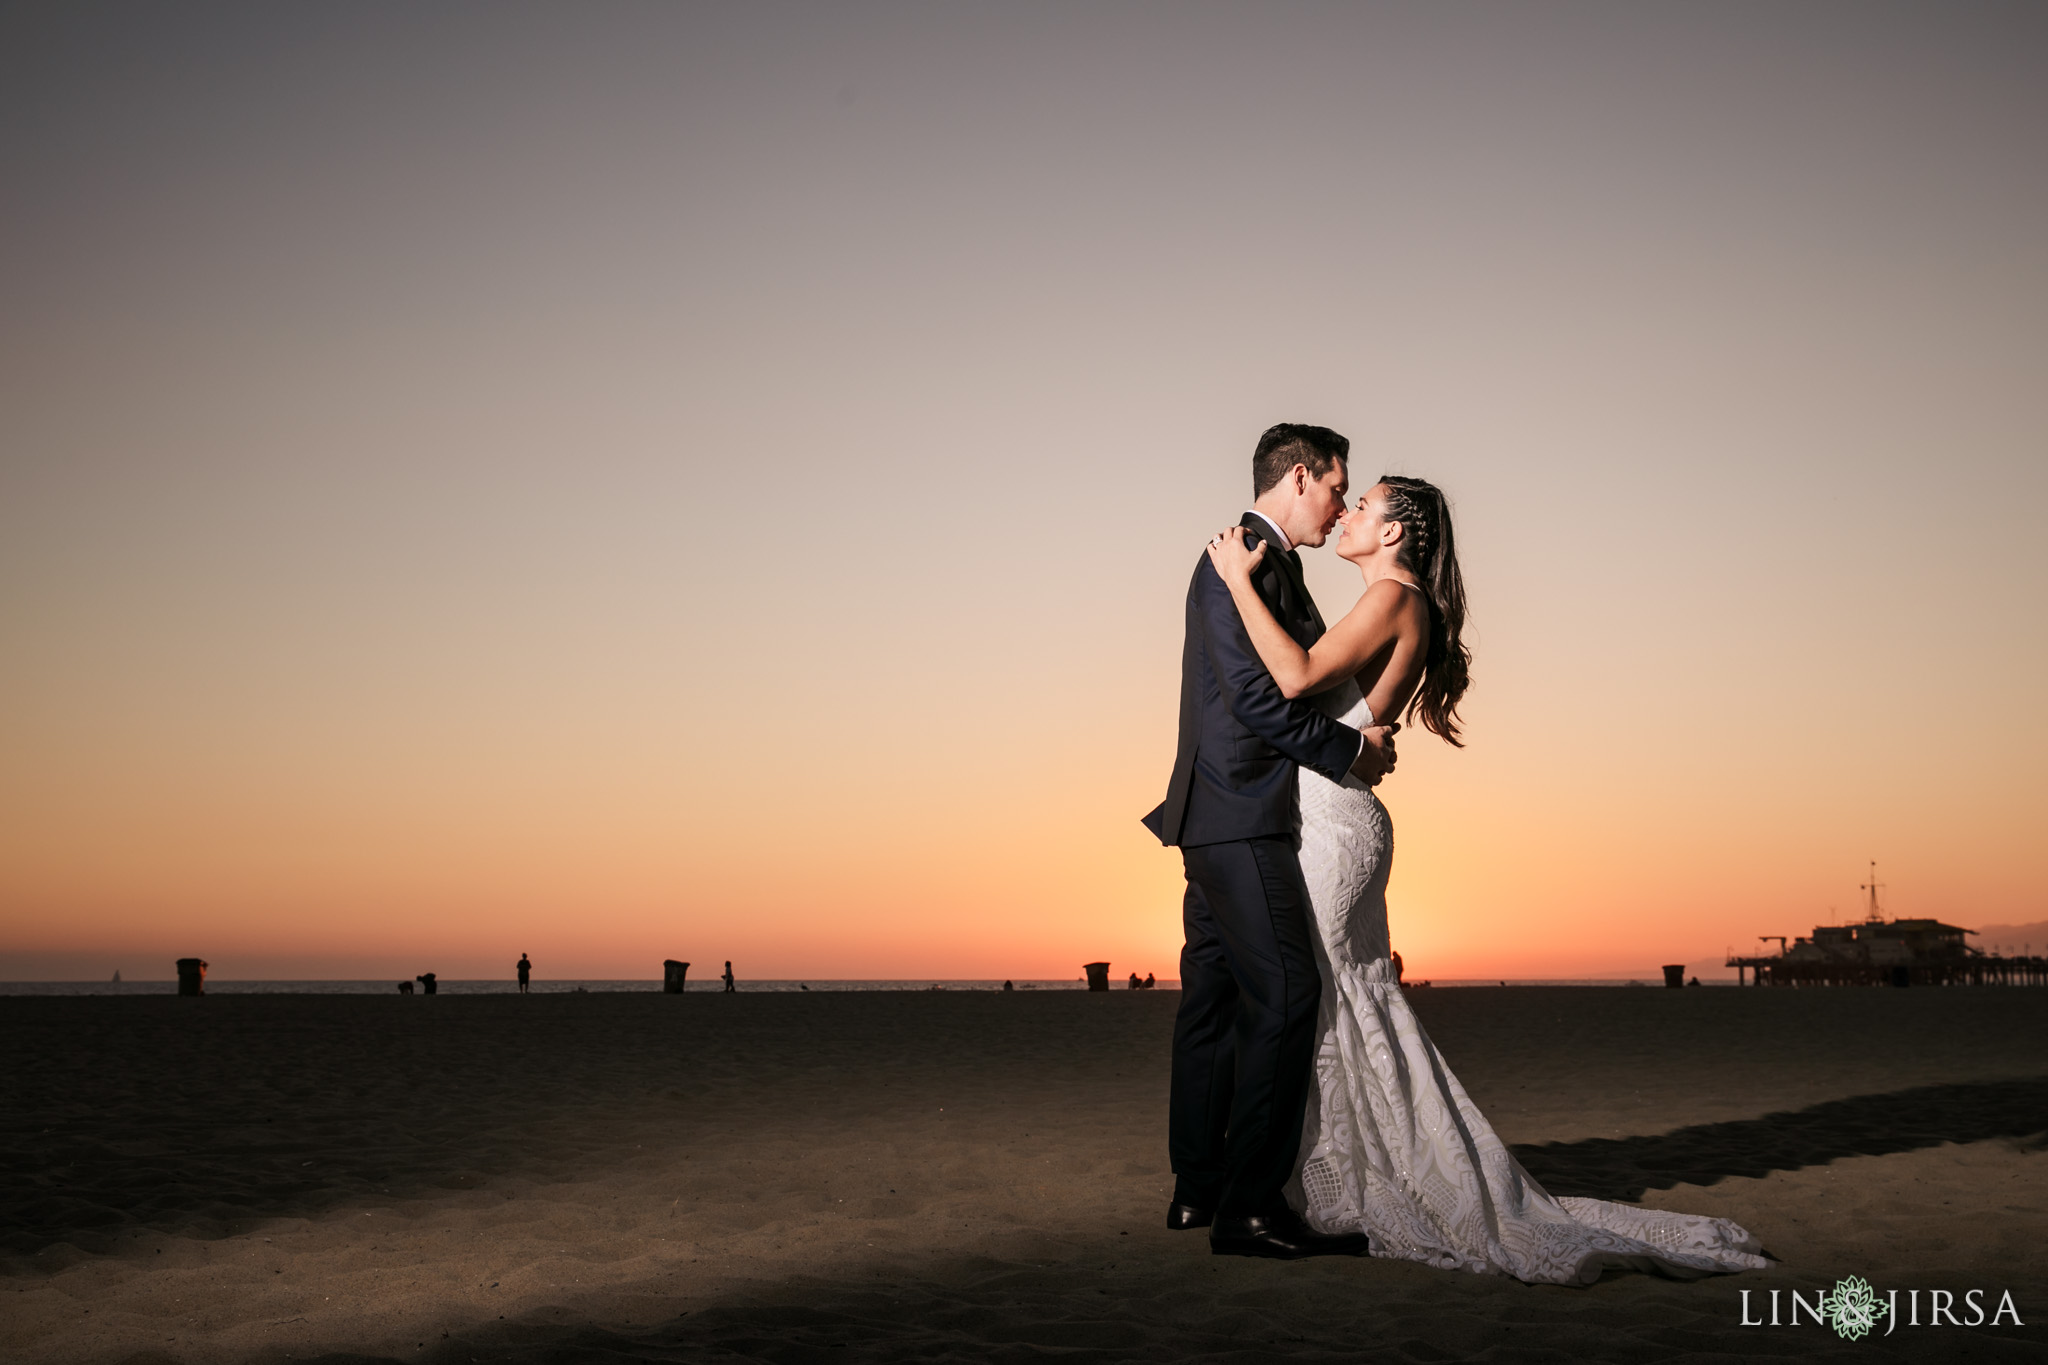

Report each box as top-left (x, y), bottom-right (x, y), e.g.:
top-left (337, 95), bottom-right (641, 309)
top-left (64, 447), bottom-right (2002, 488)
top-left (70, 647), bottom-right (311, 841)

top-left (1285, 685), bottom-right (1767, 1285)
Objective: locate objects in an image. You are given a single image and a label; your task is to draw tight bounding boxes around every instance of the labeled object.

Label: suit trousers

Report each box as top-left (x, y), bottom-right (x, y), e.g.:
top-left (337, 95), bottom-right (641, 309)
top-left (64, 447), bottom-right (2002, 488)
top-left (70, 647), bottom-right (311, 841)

top-left (1168, 835), bottom-right (1323, 1218)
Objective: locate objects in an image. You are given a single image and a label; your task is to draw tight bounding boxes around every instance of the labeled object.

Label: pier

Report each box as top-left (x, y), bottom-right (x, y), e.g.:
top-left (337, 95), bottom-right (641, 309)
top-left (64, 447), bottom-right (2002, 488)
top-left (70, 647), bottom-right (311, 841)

top-left (1726, 862), bottom-right (2046, 987)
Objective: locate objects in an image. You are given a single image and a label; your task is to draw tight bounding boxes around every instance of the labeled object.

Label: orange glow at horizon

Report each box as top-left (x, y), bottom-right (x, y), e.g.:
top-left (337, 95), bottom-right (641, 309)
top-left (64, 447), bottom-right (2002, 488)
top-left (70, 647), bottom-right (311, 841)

top-left (3, 5), bottom-right (2045, 983)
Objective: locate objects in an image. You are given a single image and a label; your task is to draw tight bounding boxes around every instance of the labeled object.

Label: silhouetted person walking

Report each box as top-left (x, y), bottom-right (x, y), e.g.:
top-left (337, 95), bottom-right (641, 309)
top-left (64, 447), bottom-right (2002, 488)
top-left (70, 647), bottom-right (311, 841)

top-left (722, 961), bottom-right (735, 993)
top-left (516, 953), bottom-right (531, 993)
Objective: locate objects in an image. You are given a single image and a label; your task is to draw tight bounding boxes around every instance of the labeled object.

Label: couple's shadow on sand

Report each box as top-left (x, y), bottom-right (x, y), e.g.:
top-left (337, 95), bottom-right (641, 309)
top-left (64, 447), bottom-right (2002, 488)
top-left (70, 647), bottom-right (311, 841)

top-left (298, 1077), bottom-right (2048, 1364)
top-left (6, 1078), bottom-right (2044, 1262)
top-left (1511, 1074), bottom-right (2048, 1202)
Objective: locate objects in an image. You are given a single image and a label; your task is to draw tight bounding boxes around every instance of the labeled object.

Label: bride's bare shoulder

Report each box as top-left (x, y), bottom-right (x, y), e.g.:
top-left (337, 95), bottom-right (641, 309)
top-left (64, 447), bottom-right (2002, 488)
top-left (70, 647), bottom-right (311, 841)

top-left (1344, 578), bottom-right (1425, 622)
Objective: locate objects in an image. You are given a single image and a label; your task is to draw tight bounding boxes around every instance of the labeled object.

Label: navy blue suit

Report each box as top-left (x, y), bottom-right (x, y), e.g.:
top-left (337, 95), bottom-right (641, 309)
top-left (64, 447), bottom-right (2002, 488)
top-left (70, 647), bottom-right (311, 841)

top-left (1142, 514), bottom-right (1362, 1217)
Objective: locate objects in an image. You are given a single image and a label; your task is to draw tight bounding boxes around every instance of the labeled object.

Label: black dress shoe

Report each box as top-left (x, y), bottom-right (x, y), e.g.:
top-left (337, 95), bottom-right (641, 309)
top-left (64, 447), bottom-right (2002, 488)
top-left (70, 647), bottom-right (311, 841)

top-left (1166, 1201), bottom-right (1213, 1231)
top-left (1210, 1210), bottom-right (1370, 1259)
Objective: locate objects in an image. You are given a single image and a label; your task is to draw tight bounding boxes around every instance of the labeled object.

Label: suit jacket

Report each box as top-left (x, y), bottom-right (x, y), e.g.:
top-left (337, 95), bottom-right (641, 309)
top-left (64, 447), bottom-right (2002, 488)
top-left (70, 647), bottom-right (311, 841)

top-left (1142, 513), bottom-right (1362, 848)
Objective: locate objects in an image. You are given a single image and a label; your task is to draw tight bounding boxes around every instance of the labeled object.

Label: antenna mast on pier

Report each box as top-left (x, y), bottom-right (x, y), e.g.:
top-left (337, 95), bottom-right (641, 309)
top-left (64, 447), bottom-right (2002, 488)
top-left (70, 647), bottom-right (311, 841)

top-left (1860, 860), bottom-right (1885, 923)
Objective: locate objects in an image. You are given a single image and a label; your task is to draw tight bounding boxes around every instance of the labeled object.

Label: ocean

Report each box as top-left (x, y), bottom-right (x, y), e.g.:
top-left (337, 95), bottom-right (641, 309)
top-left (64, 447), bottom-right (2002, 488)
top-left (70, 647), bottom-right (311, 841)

top-left (0, 976), bottom-right (1719, 995)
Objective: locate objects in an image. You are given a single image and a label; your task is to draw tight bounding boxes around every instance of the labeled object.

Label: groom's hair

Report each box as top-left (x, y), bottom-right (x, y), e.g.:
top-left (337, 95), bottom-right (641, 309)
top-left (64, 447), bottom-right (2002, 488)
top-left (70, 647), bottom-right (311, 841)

top-left (1251, 423), bottom-right (1349, 497)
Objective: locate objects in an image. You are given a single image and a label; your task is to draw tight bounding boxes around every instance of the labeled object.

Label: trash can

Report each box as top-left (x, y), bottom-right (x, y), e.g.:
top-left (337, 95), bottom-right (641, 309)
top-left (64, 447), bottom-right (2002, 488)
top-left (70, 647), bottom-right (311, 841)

top-left (176, 958), bottom-right (208, 996)
top-left (1661, 964), bottom-right (1685, 989)
top-left (664, 960), bottom-right (690, 994)
top-left (1083, 962), bottom-right (1110, 992)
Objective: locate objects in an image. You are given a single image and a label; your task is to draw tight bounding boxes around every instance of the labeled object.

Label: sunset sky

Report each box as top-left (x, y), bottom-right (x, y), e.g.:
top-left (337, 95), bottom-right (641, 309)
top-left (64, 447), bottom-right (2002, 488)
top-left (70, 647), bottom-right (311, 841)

top-left (4, 2), bottom-right (2044, 983)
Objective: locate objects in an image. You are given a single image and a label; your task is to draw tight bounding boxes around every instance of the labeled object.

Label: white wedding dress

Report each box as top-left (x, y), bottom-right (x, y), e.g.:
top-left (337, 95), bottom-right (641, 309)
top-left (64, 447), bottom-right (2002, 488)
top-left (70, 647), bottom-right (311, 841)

top-left (1285, 680), bottom-right (1768, 1284)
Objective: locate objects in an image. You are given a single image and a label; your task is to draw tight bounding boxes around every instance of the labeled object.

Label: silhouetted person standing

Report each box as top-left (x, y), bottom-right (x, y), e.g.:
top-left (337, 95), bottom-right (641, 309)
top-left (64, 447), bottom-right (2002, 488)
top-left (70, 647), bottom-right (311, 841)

top-left (516, 953), bottom-right (531, 993)
top-left (722, 961), bottom-right (735, 993)
top-left (416, 973), bottom-right (437, 995)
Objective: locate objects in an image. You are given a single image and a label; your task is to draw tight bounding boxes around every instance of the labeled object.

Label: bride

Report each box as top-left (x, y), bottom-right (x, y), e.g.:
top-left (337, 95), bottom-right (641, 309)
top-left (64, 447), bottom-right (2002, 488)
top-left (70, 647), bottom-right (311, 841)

top-left (1205, 476), bottom-right (1766, 1284)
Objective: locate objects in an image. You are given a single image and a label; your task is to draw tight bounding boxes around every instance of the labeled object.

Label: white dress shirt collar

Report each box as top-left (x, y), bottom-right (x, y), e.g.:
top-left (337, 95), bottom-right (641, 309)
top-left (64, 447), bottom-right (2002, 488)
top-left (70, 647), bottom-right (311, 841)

top-left (1246, 510), bottom-right (1292, 552)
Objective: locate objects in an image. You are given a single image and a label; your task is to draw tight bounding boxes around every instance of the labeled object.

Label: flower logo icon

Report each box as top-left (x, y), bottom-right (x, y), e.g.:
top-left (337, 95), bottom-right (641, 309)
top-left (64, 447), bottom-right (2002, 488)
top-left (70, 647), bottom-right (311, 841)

top-left (1820, 1275), bottom-right (1888, 1340)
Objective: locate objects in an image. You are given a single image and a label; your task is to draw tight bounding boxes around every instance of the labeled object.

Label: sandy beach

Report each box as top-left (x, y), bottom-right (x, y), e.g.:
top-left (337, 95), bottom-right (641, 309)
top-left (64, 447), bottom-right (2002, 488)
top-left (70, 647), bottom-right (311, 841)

top-left (4, 986), bottom-right (2043, 1363)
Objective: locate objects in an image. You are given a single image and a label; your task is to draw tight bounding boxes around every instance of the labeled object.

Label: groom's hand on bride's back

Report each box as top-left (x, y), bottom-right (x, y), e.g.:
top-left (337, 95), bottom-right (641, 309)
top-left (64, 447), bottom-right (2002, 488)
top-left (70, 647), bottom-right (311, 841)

top-left (1351, 724), bottom-right (1398, 785)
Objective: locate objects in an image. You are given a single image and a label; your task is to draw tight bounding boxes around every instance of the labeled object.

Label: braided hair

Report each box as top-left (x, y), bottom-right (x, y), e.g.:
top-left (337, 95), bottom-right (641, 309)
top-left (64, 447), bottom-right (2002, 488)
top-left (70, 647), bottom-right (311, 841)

top-left (1376, 475), bottom-right (1471, 746)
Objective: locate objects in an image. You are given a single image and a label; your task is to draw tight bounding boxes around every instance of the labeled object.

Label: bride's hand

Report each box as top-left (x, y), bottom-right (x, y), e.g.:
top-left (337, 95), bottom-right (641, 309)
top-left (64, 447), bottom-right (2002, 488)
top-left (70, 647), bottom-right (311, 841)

top-left (1205, 526), bottom-right (1265, 585)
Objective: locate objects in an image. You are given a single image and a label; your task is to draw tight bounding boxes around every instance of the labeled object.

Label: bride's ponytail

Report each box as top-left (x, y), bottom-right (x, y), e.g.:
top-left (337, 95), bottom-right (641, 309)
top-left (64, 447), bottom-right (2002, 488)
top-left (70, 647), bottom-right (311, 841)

top-left (1377, 476), bottom-right (1471, 746)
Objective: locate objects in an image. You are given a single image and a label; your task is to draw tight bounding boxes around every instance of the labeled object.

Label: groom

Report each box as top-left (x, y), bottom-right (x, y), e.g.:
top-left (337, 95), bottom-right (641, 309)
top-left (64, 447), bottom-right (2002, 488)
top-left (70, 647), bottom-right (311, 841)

top-left (1143, 423), bottom-right (1394, 1259)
